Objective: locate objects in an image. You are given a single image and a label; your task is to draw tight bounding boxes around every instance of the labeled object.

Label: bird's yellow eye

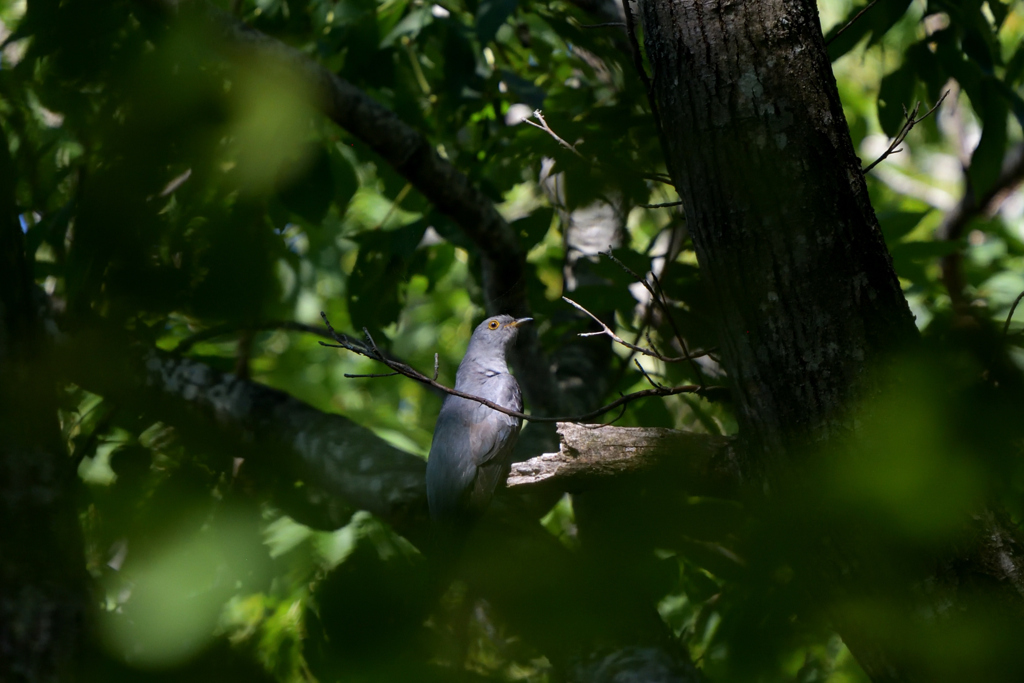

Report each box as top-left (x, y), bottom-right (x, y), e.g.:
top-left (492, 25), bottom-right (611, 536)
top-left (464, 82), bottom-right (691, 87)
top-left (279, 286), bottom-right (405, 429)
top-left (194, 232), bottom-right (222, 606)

top-left (488, 320), bottom-right (500, 330)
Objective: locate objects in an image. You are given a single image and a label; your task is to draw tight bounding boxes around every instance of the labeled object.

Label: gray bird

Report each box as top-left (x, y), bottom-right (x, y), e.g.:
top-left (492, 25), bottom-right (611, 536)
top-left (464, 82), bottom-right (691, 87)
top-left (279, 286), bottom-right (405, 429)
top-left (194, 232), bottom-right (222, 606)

top-left (426, 315), bottom-right (532, 523)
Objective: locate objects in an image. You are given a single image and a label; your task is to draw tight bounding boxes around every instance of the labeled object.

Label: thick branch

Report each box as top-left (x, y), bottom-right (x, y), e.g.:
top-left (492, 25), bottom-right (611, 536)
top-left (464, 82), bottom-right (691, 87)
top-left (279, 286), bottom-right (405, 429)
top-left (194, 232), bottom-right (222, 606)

top-left (60, 333), bottom-right (706, 679)
top-left (508, 422), bottom-right (739, 493)
top-left (209, 8), bottom-right (561, 413)
top-left (61, 332), bottom-right (430, 536)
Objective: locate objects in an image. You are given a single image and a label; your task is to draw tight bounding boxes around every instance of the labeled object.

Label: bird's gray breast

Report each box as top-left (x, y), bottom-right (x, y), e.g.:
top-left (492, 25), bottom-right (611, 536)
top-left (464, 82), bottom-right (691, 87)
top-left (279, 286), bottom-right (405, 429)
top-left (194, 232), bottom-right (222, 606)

top-left (425, 372), bottom-right (523, 521)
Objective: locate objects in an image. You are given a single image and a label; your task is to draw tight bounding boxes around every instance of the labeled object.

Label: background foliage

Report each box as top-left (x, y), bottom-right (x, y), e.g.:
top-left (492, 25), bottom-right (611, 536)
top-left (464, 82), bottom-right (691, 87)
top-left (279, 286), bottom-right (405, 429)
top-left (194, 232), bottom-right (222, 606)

top-left (3, 0), bottom-right (1024, 680)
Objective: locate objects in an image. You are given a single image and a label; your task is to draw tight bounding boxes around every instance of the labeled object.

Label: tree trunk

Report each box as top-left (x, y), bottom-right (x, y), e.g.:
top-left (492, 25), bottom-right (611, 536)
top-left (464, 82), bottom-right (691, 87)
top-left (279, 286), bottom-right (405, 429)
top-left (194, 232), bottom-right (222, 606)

top-left (638, 0), bottom-right (917, 464)
top-left (636, 1), bottom-right (1024, 680)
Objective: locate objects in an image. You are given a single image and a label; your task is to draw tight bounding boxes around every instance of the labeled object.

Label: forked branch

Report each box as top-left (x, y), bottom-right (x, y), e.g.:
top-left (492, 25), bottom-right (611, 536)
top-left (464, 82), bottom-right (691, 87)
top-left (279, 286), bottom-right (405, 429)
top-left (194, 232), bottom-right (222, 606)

top-left (319, 312), bottom-right (725, 423)
top-left (863, 91), bottom-right (949, 173)
top-left (563, 295), bottom-right (711, 363)
top-left (599, 249), bottom-right (707, 385)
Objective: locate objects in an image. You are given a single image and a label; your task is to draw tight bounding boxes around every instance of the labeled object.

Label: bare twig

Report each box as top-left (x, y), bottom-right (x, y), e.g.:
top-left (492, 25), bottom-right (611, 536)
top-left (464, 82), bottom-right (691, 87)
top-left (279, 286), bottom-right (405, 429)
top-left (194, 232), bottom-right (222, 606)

top-left (344, 371), bottom-right (401, 378)
top-left (600, 250), bottom-right (706, 386)
top-left (319, 312), bottom-right (722, 423)
top-left (633, 358), bottom-right (664, 389)
top-left (640, 200), bottom-right (684, 209)
top-left (1004, 290), bottom-right (1024, 337)
top-left (863, 91), bottom-right (949, 174)
top-left (523, 110), bottom-right (584, 157)
top-left (642, 173), bottom-right (676, 186)
top-left (583, 401), bottom-right (629, 428)
top-left (824, 0), bottom-right (879, 47)
top-left (579, 21), bottom-right (626, 28)
top-left (563, 296), bottom-right (710, 362)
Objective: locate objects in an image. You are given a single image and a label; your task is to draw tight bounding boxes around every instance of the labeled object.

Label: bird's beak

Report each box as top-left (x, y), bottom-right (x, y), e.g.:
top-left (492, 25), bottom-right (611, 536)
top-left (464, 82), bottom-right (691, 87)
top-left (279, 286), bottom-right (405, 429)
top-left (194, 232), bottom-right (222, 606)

top-left (510, 317), bottom-right (533, 327)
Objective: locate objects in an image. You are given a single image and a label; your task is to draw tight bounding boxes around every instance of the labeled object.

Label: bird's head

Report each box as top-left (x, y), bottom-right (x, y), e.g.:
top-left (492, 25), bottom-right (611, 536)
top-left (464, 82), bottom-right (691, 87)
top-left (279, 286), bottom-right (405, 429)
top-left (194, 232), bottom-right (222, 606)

top-left (465, 315), bottom-right (532, 361)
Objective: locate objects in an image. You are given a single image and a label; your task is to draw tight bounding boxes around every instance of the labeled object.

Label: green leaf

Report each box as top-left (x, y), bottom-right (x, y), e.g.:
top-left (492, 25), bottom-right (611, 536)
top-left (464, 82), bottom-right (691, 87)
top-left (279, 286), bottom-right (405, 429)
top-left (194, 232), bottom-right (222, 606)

top-left (277, 146), bottom-right (334, 226)
top-left (380, 7), bottom-right (432, 48)
top-left (878, 60), bottom-right (917, 137)
top-left (877, 210), bottom-right (931, 244)
top-left (348, 220), bottom-right (428, 332)
top-left (887, 239), bottom-right (958, 286)
top-left (988, 0), bottom-right (1010, 28)
top-left (476, 0), bottom-right (518, 45)
top-left (967, 82), bottom-right (1009, 201)
top-left (499, 70), bottom-right (545, 108)
top-left (825, 0), bottom-right (914, 61)
top-left (331, 148), bottom-right (359, 216)
top-left (904, 42), bottom-right (945, 103)
top-left (419, 242), bottom-right (456, 292)
top-left (1006, 43), bottom-right (1024, 86)
top-left (441, 22), bottom-right (482, 98)
top-left (511, 207), bottom-right (553, 250)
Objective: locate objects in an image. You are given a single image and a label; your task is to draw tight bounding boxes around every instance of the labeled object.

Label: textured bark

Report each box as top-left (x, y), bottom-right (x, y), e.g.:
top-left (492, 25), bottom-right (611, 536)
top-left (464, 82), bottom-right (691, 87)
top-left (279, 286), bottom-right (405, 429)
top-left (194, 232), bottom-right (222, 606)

top-left (636, 1), bottom-right (1024, 680)
top-left (61, 338), bottom-right (431, 537)
top-left (509, 422), bottom-right (737, 492)
top-left (638, 0), bottom-right (918, 464)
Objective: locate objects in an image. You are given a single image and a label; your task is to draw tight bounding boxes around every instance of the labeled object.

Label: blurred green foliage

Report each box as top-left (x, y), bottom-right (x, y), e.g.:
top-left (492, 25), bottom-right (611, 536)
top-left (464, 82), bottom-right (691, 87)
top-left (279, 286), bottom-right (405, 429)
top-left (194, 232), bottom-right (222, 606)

top-left (3, 0), bottom-right (1024, 680)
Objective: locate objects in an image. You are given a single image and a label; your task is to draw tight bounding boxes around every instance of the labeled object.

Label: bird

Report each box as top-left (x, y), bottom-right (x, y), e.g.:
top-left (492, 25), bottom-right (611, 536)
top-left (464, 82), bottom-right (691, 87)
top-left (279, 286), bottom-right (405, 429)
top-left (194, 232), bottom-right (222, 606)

top-left (426, 315), bottom-right (532, 525)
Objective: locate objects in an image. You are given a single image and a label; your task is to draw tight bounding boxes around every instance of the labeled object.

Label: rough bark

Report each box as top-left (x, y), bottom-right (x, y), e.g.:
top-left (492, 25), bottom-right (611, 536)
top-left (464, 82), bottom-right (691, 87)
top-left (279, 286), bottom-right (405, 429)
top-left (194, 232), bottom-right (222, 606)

top-left (638, 0), bottom-right (918, 464)
top-left (635, 1), bottom-right (1024, 680)
top-left (508, 422), bottom-right (737, 493)
top-left (61, 336), bottom-right (431, 537)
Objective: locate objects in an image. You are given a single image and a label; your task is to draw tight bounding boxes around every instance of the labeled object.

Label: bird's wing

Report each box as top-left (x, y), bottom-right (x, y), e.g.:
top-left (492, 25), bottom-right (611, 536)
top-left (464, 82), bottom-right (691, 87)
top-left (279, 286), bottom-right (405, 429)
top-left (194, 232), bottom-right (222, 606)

top-left (468, 374), bottom-right (522, 466)
top-left (427, 374), bottom-right (523, 519)
top-left (425, 397), bottom-right (478, 521)
top-left (468, 430), bottom-right (519, 513)
top-left (465, 375), bottom-right (522, 511)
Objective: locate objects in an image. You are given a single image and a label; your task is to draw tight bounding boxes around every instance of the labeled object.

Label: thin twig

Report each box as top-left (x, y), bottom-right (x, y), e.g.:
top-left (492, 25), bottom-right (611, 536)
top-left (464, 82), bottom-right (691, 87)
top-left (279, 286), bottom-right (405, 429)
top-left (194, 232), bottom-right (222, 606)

top-left (863, 91), bottom-right (949, 173)
top-left (563, 296), bottom-right (710, 362)
top-left (1004, 290), bottom-right (1024, 337)
top-left (345, 372), bottom-right (401, 378)
top-left (601, 250), bottom-right (706, 387)
top-left (640, 200), bottom-right (684, 209)
top-left (649, 270), bottom-right (700, 378)
top-left (634, 358), bottom-right (665, 389)
top-left (374, 182), bottom-right (413, 230)
top-left (642, 174), bottom-right (676, 186)
top-left (644, 330), bottom-right (662, 357)
top-left (583, 400), bottom-right (629, 428)
top-left (579, 21), bottom-right (626, 28)
top-left (319, 312), bottom-right (723, 423)
top-left (825, 0), bottom-right (879, 47)
top-left (523, 110), bottom-right (584, 157)
top-left (607, 228), bottom-right (683, 387)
